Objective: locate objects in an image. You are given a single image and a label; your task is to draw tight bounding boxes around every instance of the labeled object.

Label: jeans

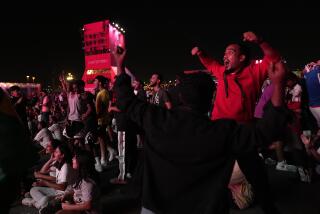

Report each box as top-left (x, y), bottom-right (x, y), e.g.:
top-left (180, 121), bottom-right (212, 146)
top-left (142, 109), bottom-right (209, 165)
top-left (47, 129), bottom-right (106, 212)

top-left (30, 186), bottom-right (56, 208)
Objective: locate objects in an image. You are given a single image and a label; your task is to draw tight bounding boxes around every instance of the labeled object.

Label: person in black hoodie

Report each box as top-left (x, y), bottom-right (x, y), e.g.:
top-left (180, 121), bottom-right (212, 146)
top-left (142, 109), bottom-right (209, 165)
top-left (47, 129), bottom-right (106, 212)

top-left (112, 48), bottom-right (287, 214)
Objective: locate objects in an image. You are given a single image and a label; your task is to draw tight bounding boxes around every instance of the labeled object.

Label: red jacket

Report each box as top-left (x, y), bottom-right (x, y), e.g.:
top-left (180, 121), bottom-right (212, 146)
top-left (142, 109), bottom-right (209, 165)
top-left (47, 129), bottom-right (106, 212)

top-left (199, 43), bottom-right (280, 123)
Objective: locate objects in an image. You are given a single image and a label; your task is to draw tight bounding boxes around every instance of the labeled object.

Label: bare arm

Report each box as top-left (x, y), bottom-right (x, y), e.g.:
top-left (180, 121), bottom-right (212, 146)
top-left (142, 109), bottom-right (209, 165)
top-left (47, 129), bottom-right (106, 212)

top-left (34, 172), bottom-right (56, 182)
top-left (113, 48), bottom-right (126, 77)
top-left (191, 47), bottom-right (223, 76)
top-left (95, 95), bottom-right (102, 116)
top-left (62, 201), bottom-right (92, 211)
top-left (108, 106), bottom-right (121, 113)
top-left (36, 179), bottom-right (67, 191)
top-left (39, 155), bottom-right (55, 174)
top-left (125, 67), bottom-right (136, 83)
top-left (269, 62), bottom-right (286, 107)
top-left (59, 74), bottom-right (68, 95)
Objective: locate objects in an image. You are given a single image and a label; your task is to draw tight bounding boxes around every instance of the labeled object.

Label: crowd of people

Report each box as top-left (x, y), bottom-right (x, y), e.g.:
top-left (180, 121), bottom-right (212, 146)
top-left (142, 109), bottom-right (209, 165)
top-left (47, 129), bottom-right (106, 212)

top-left (0, 31), bottom-right (320, 214)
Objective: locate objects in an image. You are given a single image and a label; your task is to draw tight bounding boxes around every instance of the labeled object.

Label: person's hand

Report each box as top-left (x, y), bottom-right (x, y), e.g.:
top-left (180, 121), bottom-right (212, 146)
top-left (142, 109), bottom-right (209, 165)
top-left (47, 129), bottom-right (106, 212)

top-left (37, 179), bottom-right (46, 186)
top-left (61, 202), bottom-right (68, 209)
top-left (108, 106), bottom-right (112, 113)
top-left (32, 179), bottom-right (45, 187)
top-left (61, 201), bottom-right (72, 209)
top-left (191, 47), bottom-right (200, 56)
top-left (268, 61), bottom-right (287, 85)
top-left (34, 171), bottom-right (40, 178)
top-left (58, 74), bottom-right (64, 83)
top-left (112, 47), bottom-right (127, 67)
top-left (108, 106), bottom-right (120, 113)
top-left (300, 134), bottom-right (311, 145)
top-left (243, 31), bottom-right (262, 44)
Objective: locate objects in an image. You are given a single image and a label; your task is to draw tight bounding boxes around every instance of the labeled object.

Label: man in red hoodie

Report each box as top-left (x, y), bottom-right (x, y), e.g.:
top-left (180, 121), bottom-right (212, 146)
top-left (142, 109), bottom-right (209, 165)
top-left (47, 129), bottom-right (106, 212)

top-left (191, 31), bottom-right (280, 123)
top-left (191, 32), bottom-right (282, 213)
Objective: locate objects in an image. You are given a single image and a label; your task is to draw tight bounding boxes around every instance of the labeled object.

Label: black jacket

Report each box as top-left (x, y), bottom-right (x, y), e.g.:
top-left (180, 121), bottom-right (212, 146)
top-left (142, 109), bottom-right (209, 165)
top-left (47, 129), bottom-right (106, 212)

top-left (114, 72), bottom-right (288, 214)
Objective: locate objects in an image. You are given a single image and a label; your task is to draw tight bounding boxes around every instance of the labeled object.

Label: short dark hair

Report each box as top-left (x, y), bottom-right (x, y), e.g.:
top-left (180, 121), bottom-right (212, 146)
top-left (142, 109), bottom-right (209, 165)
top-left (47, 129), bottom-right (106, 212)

top-left (153, 73), bottom-right (163, 82)
top-left (9, 85), bottom-right (21, 92)
top-left (54, 143), bottom-right (72, 169)
top-left (73, 149), bottom-right (98, 188)
top-left (228, 42), bottom-right (251, 66)
top-left (135, 79), bottom-right (143, 85)
top-left (51, 139), bottom-right (62, 150)
top-left (76, 80), bottom-right (85, 88)
top-left (177, 72), bottom-right (215, 114)
top-left (95, 75), bottom-right (109, 86)
top-left (287, 72), bottom-right (299, 82)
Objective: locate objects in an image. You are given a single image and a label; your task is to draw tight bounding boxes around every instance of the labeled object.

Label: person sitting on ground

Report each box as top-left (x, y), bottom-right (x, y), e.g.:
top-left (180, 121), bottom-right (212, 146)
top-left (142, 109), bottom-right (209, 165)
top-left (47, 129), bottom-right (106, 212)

top-left (53, 150), bottom-right (100, 214)
top-left (49, 115), bottom-right (63, 141)
top-left (34, 121), bottom-right (54, 151)
top-left (23, 143), bottom-right (75, 211)
top-left (22, 140), bottom-right (62, 196)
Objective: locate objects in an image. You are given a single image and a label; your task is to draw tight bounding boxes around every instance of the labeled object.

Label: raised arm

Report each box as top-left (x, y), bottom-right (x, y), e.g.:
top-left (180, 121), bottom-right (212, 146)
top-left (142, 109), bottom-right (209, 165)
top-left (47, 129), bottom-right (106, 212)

top-left (125, 67), bottom-right (136, 83)
top-left (190, 46), bottom-right (223, 76)
top-left (269, 62), bottom-right (286, 107)
top-left (39, 154), bottom-right (55, 174)
top-left (243, 31), bottom-right (280, 63)
top-left (113, 47), bottom-right (127, 77)
top-left (59, 73), bottom-right (68, 95)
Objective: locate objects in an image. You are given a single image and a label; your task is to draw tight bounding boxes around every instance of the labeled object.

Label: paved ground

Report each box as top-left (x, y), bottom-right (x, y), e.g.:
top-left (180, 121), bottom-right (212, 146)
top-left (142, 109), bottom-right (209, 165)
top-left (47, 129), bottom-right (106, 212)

top-left (9, 161), bottom-right (320, 214)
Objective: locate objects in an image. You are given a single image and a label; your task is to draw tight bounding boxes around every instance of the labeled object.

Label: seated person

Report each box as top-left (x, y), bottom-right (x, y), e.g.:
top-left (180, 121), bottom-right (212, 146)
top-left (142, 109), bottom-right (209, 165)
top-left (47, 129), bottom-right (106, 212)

top-left (54, 150), bottom-right (100, 214)
top-left (49, 115), bottom-right (63, 142)
top-left (22, 144), bottom-right (74, 210)
top-left (34, 121), bottom-right (53, 150)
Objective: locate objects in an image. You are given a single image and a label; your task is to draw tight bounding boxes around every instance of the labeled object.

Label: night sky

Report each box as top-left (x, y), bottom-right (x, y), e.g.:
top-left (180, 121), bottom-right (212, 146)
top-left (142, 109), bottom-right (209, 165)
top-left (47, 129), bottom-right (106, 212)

top-left (0, 7), bottom-right (319, 86)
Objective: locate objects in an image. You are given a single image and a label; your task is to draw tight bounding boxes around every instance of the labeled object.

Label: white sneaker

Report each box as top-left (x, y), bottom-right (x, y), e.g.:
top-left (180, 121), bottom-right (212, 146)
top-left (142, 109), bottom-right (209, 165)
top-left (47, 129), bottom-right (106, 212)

top-left (24, 192), bottom-right (31, 198)
top-left (276, 161), bottom-right (297, 172)
top-left (22, 197), bottom-right (35, 207)
top-left (101, 159), bottom-right (107, 168)
top-left (34, 196), bottom-right (49, 209)
top-left (95, 163), bottom-right (103, 172)
top-left (126, 173), bottom-right (132, 179)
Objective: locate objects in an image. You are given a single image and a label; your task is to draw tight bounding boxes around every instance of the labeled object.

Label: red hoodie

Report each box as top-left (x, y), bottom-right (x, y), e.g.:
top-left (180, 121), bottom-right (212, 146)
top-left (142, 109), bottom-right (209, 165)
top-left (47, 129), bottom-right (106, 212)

top-left (199, 42), bottom-right (280, 123)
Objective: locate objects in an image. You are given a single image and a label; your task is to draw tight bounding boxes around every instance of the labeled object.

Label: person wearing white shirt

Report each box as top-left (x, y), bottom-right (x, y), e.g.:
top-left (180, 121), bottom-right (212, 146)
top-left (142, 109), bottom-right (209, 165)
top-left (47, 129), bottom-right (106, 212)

top-left (34, 121), bottom-right (53, 149)
top-left (48, 115), bottom-right (63, 141)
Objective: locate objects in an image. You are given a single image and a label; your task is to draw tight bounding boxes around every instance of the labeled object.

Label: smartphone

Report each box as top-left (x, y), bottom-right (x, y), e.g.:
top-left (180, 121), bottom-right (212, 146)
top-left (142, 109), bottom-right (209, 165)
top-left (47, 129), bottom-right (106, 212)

top-left (117, 46), bottom-right (124, 54)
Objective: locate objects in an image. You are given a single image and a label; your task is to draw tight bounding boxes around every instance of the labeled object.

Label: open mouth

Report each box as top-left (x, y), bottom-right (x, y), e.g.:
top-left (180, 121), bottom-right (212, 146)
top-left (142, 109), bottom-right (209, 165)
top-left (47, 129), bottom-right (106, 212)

top-left (224, 60), bottom-right (230, 67)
